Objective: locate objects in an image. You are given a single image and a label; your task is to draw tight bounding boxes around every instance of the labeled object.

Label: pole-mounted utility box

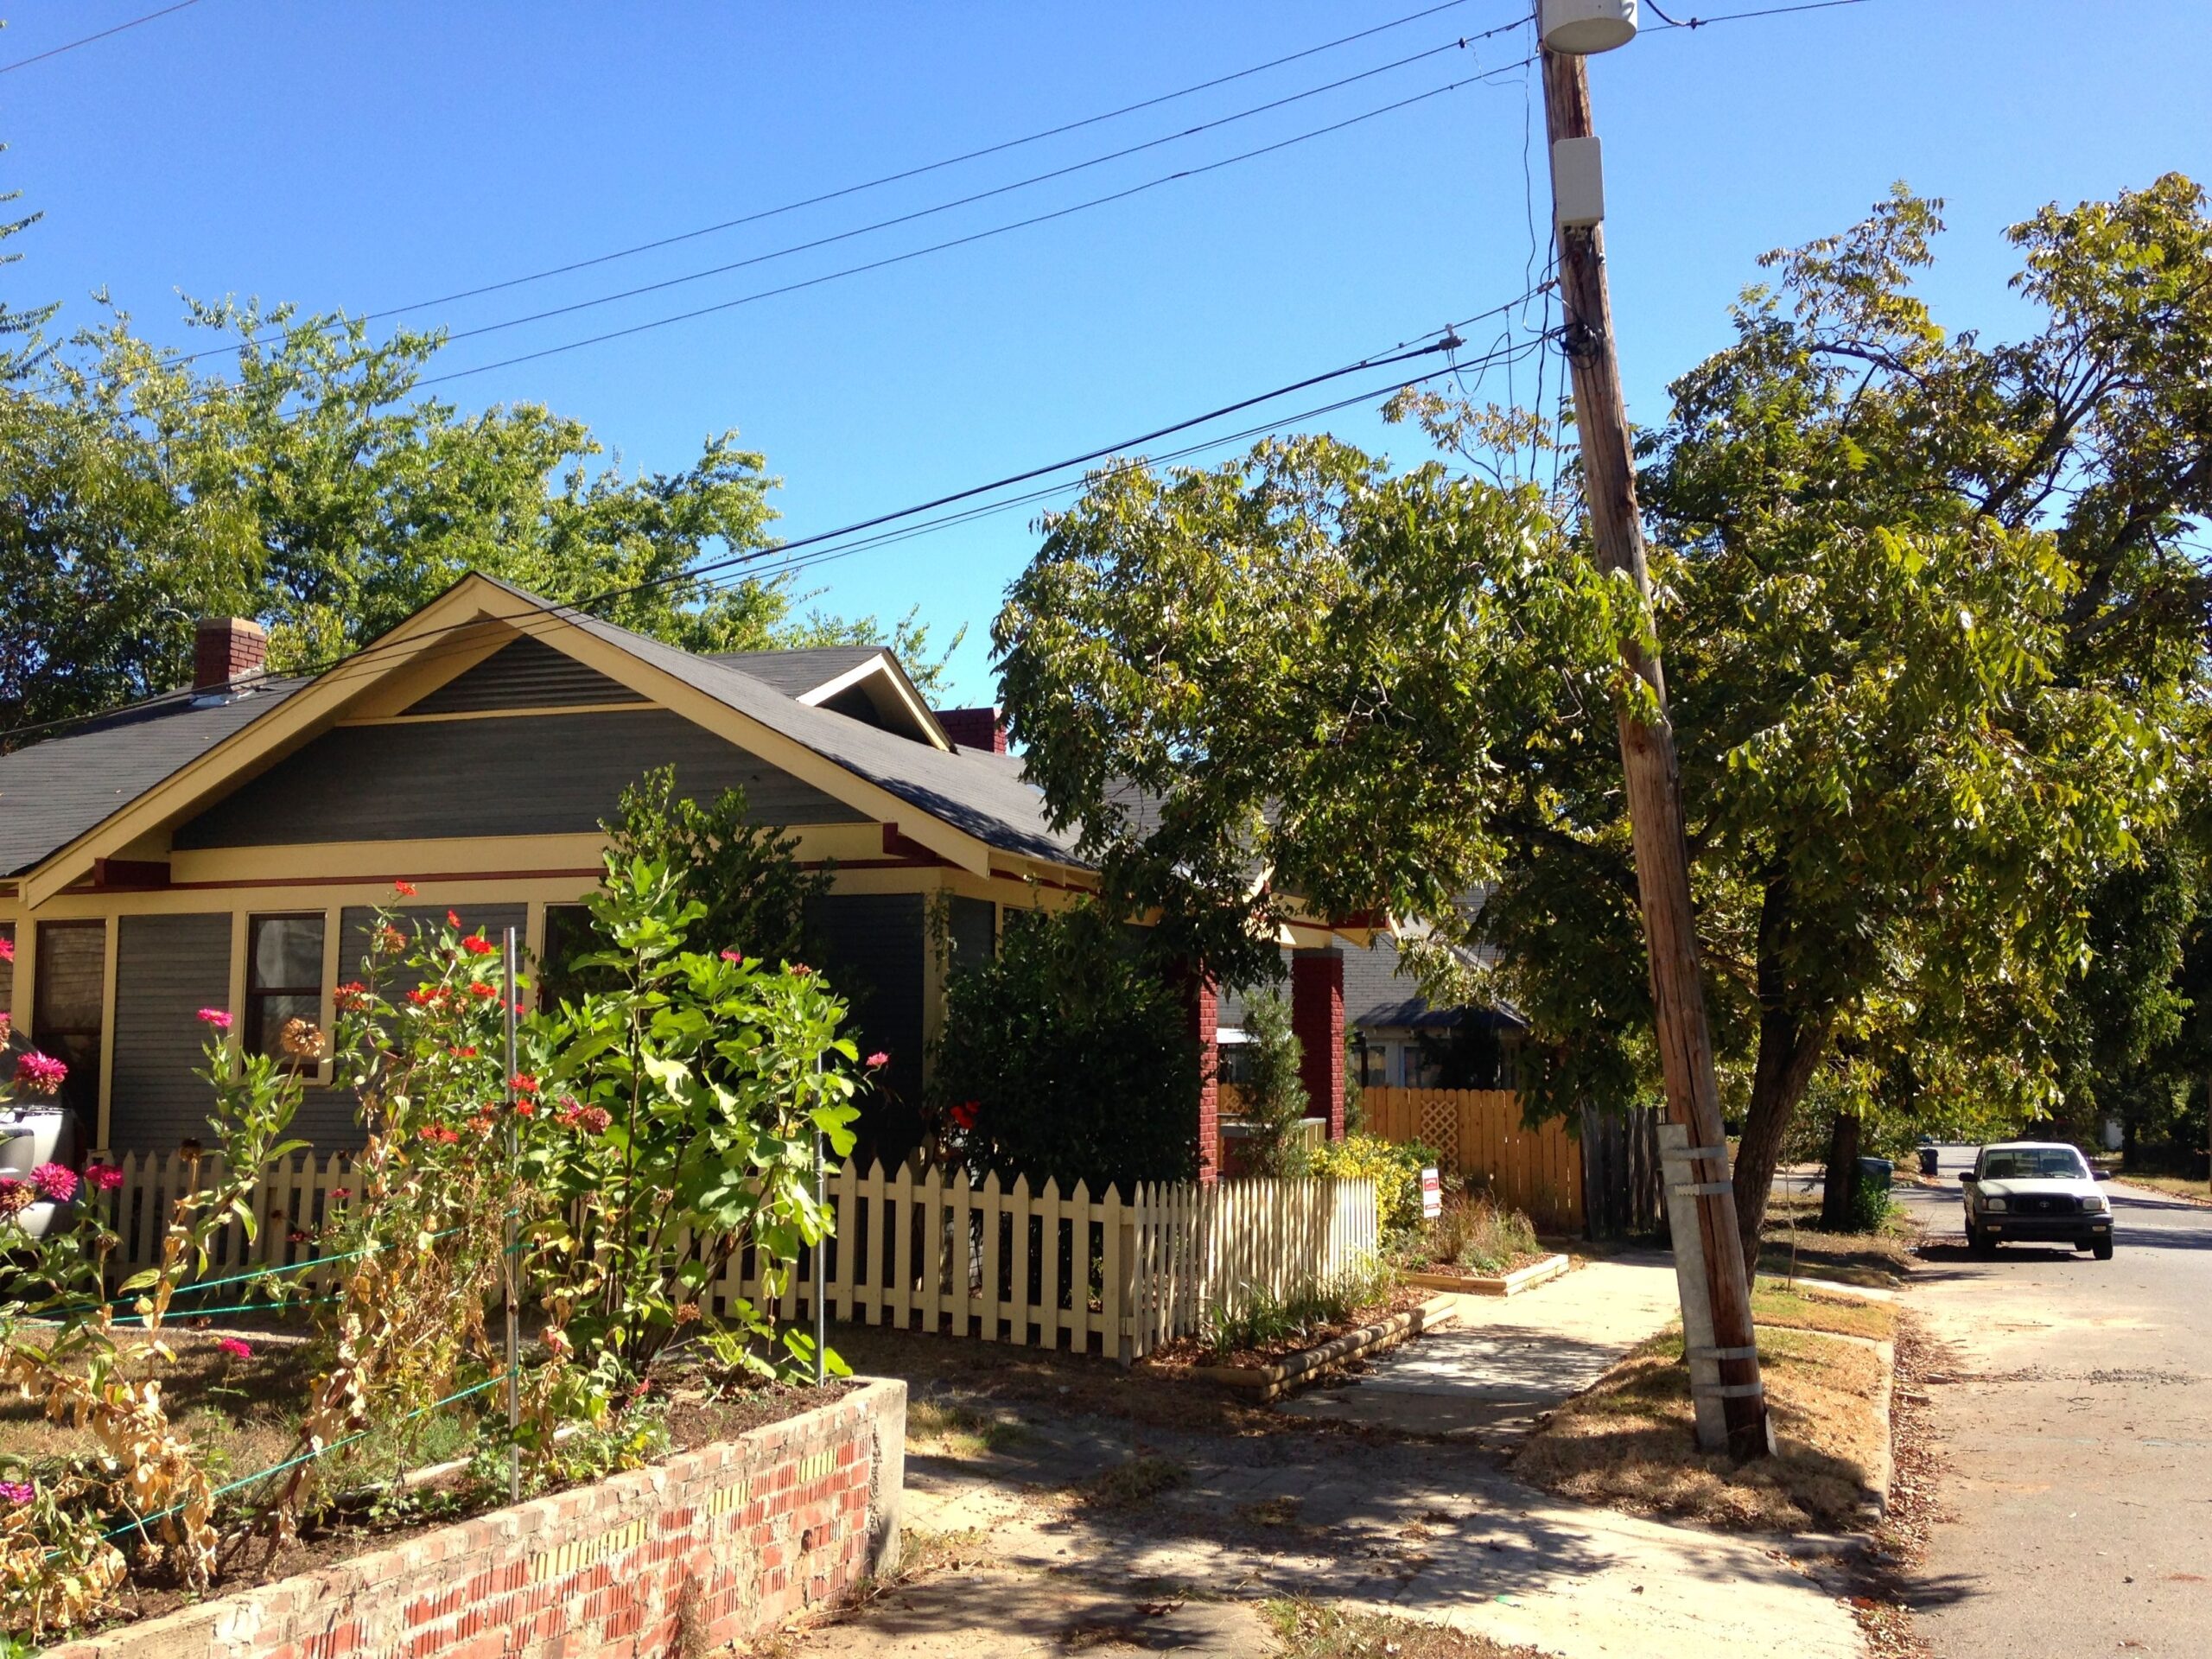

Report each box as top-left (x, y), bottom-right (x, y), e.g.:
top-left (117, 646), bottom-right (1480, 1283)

top-left (1551, 134), bottom-right (1605, 229)
top-left (1541, 0), bottom-right (1640, 54)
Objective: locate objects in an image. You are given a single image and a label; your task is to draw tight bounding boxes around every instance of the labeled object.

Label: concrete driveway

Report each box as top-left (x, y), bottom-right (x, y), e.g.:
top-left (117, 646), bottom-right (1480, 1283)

top-left (1895, 1179), bottom-right (2212, 1657)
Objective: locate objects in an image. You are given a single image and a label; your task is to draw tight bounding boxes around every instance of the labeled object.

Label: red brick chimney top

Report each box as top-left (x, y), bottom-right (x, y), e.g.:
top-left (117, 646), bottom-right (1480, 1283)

top-left (934, 706), bottom-right (1008, 753)
top-left (194, 616), bottom-right (268, 694)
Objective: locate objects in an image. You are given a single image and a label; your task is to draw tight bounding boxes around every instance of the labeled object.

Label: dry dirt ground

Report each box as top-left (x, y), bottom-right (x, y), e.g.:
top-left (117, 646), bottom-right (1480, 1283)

top-left (761, 1267), bottom-right (1869, 1659)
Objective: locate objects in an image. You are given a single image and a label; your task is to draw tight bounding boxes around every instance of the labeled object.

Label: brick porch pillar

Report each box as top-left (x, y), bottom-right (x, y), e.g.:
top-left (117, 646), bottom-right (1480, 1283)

top-left (1179, 969), bottom-right (1221, 1182)
top-left (1292, 946), bottom-right (1345, 1141)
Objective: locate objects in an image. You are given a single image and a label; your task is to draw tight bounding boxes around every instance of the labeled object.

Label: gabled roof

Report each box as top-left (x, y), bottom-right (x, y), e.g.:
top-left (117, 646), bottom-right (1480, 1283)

top-left (706, 645), bottom-right (883, 698)
top-left (1, 574), bottom-right (1082, 898)
top-left (0, 680), bottom-right (306, 877)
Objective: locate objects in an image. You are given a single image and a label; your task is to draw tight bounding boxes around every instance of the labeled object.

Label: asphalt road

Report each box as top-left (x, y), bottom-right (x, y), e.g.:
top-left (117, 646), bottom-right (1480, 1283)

top-left (1895, 1179), bottom-right (2212, 1657)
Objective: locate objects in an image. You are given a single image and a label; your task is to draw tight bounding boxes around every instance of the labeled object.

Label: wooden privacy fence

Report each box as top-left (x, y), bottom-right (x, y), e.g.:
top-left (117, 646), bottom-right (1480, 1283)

top-left (1360, 1087), bottom-right (1585, 1233)
top-left (87, 1152), bottom-right (1377, 1363)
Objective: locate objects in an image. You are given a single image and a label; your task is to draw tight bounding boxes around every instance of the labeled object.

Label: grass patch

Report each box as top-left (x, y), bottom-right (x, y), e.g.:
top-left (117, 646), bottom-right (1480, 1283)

top-left (1756, 1209), bottom-right (1920, 1290)
top-left (1082, 1452), bottom-right (1189, 1508)
top-left (905, 1397), bottom-right (1031, 1457)
top-left (1514, 1322), bottom-right (1888, 1532)
top-left (1750, 1281), bottom-right (1898, 1343)
top-left (1262, 1599), bottom-right (1550, 1657)
top-left (1412, 1195), bottom-right (1543, 1277)
top-left (2113, 1172), bottom-right (2212, 1205)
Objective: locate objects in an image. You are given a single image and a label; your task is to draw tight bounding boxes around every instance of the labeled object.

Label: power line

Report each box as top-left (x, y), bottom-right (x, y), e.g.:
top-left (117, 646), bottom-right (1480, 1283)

top-left (1645, 0), bottom-right (1870, 29)
top-left (415, 61), bottom-right (1536, 388)
top-left (175, 0), bottom-right (1517, 365)
top-left (0, 0), bottom-right (202, 74)
top-left (0, 300), bottom-right (1544, 747)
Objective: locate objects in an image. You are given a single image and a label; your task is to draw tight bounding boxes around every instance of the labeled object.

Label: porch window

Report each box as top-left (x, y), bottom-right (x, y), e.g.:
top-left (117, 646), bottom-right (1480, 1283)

top-left (245, 912), bottom-right (325, 1062)
top-left (31, 920), bottom-right (105, 1122)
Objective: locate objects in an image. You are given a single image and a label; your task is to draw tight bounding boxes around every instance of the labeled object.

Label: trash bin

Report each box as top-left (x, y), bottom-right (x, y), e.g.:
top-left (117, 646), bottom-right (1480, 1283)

top-left (1918, 1144), bottom-right (1941, 1178)
top-left (1857, 1154), bottom-right (1894, 1193)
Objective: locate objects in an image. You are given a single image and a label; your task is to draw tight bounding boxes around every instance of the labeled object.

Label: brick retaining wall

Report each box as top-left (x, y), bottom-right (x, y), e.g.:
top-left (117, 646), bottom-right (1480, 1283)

top-left (50, 1376), bottom-right (906, 1659)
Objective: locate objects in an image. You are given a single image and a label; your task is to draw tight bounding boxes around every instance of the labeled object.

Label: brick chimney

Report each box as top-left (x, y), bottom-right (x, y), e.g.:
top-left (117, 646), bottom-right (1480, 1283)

top-left (194, 616), bottom-right (268, 694)
top-left (934, 706), bottom-right (1007, 753)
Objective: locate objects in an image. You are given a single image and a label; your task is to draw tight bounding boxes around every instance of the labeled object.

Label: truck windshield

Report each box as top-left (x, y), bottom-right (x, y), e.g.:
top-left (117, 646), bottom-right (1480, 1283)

top-left (1980, 1148), bottom-right (2089, 1180)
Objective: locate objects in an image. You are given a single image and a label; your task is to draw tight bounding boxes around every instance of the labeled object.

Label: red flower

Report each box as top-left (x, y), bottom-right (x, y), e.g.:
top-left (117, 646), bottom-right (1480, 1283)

top-left (447, 910), bottom-right (462, 927)
top-left (461, 934), bottom-right (494, 957)
top-left (334, 982), bottom-right (370, 1012)
top-left (217, 1337), bottom-right (252, 1359)
top-left (85, 1163), bottom-right (126, 1193)
top-left (12, 1052), bottom-right (67, 1095)
top-left (469, 982), bottom-right (497, 999)
top-left (393, 879), bottom-right (418, 898)
top-left (465, 1115), bottom-right (496, 1137)
top-left (511, 1073), bottom-right (539, 1095)
top-left (513, 1100), bottom-right (536, 1118)
top-left (376, 924), bottom-right (408, 953)
top-left (287, 1228), bottom-right (310, 1244)
top-left (405, 988), bottom-right (435, 1007)
top-left (449, 1045), bottom-right (479, 1059)
top-left (329, 1187), bottom-right (351, 1201)
top-left (950, 1101), bottom-right (978, 1132)
top-left (788, 963), bottom-right (813, 977)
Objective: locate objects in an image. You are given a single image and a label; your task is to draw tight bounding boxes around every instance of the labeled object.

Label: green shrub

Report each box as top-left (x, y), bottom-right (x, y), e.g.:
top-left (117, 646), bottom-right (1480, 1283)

top-left (929, 901), bottom-right (1199, 1192)
top-left (1310, 1134), bottom-right (1441, 1236)
top-left (1846, 1174), bottom-right (1894, 1233)
top-left (1204, 1253), bottom-right (1399, 1357)
top-left (1237, 992), bottom-right (1312, 1177)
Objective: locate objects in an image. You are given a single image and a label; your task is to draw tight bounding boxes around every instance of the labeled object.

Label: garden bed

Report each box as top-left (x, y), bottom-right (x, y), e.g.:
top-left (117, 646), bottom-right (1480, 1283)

top-left (43, 1376), bottom-right (906, 1659)
top-left (1182, 1292), bottom-right (1459, 1402)
top-left (1402, 1250), bottom-right (1570, 1296)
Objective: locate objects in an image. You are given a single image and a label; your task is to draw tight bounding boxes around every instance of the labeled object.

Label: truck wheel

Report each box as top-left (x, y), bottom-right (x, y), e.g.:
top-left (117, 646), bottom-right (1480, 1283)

top-left (2093, 1236), bottom-right (2114, 1261)
top-left (1969, 1225), bottom-right (1996, 1257)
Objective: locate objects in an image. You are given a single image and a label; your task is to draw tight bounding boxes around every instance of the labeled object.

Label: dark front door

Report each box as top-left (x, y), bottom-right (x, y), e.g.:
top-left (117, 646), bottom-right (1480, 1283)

top-left (32, 921), bottom-right (105, 1127)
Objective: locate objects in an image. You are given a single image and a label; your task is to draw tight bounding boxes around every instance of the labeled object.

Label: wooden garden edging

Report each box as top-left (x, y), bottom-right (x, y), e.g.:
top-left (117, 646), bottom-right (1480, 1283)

top-left (87, 1152), bottom-right (1378, 1364)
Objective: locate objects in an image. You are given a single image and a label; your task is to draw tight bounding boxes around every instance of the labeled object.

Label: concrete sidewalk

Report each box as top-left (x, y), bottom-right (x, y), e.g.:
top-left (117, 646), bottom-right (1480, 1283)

top-left (1281, 1252), bottom-right (1684, 1440)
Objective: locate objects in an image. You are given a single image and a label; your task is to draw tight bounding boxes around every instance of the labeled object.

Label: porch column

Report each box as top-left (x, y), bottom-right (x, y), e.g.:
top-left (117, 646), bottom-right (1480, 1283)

top-left (1179, 969), bottom-right (1221, 1183)
top-left (1292, 946), bottom-right (1345, 1141)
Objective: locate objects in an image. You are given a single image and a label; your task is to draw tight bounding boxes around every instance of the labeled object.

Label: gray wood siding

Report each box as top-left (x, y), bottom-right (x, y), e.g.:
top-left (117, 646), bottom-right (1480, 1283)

top-left (405, 635), bottom-right (646, 715)
top-left (175, 710), bottom-right (862, 849)
top-left (109, 914), bottom-right (232, 1153)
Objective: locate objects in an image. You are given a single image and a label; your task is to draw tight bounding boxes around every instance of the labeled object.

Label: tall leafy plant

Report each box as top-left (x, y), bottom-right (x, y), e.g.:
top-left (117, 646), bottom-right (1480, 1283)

top-left (1236, 993), bottom-right (1312, 1177)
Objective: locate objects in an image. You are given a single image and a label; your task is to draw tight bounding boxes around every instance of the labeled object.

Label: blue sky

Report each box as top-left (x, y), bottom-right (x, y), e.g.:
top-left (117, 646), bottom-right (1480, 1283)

top-left (3, 1), bottom-right (2205, 704)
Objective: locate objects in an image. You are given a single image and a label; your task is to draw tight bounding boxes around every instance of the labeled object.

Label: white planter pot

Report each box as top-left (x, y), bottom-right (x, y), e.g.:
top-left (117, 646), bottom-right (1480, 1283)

top-left (14, 1199), bottom-right (67, 1240)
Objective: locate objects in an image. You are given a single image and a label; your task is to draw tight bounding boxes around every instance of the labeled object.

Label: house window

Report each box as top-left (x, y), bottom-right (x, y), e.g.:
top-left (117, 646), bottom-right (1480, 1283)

top-left (245, 913), bottom-right (326, 1062)
top-left (537, 903), bottom-right (613, 1011)
top-left (1354, 1036), bottom-right (1389, 1089)
top-left (31, 921), bottom-right (105, 1122)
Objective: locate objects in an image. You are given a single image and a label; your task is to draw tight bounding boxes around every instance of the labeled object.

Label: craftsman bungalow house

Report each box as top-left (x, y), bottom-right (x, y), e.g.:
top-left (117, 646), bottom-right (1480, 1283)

top-left (0, 575), bottom-right (1357, 1174)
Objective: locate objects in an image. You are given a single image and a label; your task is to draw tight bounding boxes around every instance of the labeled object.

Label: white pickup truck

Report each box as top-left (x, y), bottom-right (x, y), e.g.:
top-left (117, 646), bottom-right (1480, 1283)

top-left (1961, 1141), bottom-right (2114, 1260)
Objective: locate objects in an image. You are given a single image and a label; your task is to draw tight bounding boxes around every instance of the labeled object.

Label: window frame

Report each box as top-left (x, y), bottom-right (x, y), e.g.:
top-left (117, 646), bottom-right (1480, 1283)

top-left (243, 910), bottom-right (330, 1070)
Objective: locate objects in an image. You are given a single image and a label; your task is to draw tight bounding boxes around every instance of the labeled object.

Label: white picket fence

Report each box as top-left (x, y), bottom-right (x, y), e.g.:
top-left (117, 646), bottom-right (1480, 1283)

top-left (86, 1152), bottom-right (1377, 1363)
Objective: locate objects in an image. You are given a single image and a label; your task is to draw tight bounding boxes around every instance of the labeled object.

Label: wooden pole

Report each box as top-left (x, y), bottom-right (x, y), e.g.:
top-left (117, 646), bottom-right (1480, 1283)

top-left (1538, 39), bottom-right (1770, 1458)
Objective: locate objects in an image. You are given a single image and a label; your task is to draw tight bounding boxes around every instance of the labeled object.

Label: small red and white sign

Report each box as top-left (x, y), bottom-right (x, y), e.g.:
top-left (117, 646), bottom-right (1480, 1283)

top-left (1420, 1166), bottom-right (1442, 1220)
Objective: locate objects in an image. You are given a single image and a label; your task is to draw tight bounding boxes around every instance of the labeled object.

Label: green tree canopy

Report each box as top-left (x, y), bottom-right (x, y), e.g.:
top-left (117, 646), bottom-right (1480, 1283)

top-left (997, 178), bottom-right (2206, 1267)
top-left (0, 292), bottom-right (955, 738)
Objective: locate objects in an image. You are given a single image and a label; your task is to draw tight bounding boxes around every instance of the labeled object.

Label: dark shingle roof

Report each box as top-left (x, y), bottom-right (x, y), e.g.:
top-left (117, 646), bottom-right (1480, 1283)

top-left (703, 646), bottom-right (885, 699)
top-left (0, 681), bottom-right (307, 876)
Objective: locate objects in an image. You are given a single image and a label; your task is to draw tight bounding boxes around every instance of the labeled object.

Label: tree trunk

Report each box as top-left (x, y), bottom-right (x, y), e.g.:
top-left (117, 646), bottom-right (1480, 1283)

top-left (1728, 874), bottom-right (1833, 1273)
top-left (1820, 1110), bottom-right (1861, 1232)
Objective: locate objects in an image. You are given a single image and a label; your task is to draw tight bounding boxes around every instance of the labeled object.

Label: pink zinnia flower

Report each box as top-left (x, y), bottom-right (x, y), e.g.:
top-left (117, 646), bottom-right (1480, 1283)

top-left (11, 1052), bottom-right (66, 1095)
top-left (0, 1480), bottom-right (32, 1505)
top-left (719, 949), bottom-right (745, 963)
top-left (216, 1338), bottom-right (252, 1359)
top-left (30, 1163), bottom-right (77, 1204)
top-left (85, 1163), bottom-right (126, 1193)
top-left (0, 937), bottom-right (12, 963)
top-left (195, 1007), bottom-right (232, 1030)
top-left (866, 1051), bottom-right (890, 1069)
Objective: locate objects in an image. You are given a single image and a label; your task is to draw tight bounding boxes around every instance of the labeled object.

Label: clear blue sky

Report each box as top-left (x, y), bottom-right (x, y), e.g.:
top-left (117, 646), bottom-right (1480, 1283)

top-left (3, 1), bottom-right (2205, 705)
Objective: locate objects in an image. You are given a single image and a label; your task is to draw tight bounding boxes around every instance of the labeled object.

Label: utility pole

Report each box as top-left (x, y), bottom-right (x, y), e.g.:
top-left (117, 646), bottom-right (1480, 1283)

top-left (1535, 3), bottom-right (1770, 1458)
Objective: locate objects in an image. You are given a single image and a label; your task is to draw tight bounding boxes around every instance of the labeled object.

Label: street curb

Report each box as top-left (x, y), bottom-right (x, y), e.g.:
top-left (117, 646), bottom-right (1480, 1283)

top-left (1866, 1337), bottom-right (1895, 1520)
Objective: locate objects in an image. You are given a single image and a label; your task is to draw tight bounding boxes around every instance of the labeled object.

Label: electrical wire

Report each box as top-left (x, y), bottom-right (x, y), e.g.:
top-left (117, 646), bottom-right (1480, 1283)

top-left (0, 298), bottom-right (1543, 747)
top-left (1645, 0), bottom-right (1870, 29)
top-left (0, 0), bottom-right (202, 74)
top-left (174, 0), bottom-right (1521, 365)
top-left (413, 61), bottom-right (1535, 388)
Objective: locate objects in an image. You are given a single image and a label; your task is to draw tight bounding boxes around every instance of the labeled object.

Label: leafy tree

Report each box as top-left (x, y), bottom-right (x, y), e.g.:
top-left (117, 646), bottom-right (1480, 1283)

top-left (928, 902), bottom-right (1199, 1192)
top-left (602, 767), bottom-right (830, 969)
top-left (0, 291), bottom-right (957, 738)
top-left (998, 180), bottom-right (2203, 1272)
top-left (1236, 992), bottom-right (1311, 1177)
